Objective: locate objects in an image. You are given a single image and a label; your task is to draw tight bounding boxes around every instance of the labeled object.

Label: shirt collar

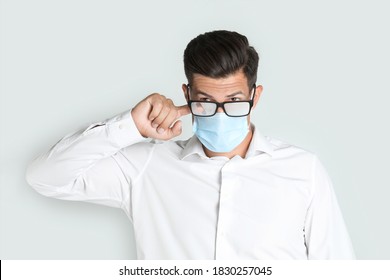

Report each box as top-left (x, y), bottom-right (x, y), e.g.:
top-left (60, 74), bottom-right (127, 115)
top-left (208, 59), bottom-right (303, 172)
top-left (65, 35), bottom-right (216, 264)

top-left (180, 124), bottom-right (274, 160)
top-left (245, 124), bottom-right (274, 158)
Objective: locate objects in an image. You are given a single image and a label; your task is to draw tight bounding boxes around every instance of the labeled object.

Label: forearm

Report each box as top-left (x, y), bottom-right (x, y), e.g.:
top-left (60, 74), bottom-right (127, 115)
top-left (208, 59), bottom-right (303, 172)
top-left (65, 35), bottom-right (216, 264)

top-left (26, 109), bottom-right (146, 194)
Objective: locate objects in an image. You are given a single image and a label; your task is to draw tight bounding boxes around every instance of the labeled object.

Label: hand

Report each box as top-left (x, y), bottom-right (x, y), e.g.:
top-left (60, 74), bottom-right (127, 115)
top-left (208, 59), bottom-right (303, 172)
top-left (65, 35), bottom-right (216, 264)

top-left (131, 93), bottom-right (191, 140)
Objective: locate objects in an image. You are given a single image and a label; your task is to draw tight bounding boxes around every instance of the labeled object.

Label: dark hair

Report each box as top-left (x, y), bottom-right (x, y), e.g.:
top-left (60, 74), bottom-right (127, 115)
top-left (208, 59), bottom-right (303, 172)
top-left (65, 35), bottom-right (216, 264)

top-left (184, 30), bottom-right (259, 89)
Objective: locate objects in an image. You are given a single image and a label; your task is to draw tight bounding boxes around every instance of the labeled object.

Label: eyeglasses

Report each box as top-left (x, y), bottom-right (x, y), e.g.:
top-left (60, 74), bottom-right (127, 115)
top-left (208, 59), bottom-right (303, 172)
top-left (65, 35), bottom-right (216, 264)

top-left (186, 84), bottom-right (256, 117)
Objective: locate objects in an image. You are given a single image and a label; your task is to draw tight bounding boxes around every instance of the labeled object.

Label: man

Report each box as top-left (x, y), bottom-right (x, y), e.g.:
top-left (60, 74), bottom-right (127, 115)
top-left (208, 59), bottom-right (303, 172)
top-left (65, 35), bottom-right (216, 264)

top-left (26, 30), bottom-right (355, 259)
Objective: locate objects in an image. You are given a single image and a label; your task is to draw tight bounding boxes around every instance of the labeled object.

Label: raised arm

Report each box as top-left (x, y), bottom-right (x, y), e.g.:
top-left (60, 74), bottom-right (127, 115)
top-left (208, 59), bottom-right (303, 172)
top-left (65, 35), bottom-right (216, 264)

top-left (26, 94), bottom-right (190, 219)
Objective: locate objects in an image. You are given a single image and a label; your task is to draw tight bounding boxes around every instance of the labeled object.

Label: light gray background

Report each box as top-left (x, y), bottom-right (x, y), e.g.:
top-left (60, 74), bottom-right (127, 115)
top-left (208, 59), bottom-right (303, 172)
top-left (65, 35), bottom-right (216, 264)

top-left (1, 0), bottom-right (389, 259)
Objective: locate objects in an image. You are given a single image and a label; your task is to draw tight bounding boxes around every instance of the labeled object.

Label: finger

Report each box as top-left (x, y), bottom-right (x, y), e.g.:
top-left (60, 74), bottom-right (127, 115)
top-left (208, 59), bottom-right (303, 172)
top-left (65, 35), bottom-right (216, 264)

top-left (148, 100), bottom-right (163, 121)
top-left (176, 105), bottom-right (191, 117)
top-left (151, 104), bottom-right (171, 128)
top-left (157, 107), bottom-right (180, 133)
top-left (164, 120), bottom-right (182, 139)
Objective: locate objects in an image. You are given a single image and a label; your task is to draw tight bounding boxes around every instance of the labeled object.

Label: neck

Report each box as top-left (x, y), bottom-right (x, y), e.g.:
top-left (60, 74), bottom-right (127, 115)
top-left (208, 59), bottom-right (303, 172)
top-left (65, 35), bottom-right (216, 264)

top-left (203, 128), bottom-right (254, 159)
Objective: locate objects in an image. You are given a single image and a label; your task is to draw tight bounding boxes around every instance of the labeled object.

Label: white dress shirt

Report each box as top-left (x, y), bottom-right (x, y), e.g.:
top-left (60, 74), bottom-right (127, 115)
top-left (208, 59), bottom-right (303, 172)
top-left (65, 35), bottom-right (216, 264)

top-left (26, 109), bottom-right (355, 260)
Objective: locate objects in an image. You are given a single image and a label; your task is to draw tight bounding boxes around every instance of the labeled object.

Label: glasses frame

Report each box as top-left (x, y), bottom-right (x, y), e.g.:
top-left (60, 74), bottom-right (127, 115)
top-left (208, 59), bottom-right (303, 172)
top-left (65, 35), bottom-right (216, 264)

top-left (186, 83), bottom-right (257, 117)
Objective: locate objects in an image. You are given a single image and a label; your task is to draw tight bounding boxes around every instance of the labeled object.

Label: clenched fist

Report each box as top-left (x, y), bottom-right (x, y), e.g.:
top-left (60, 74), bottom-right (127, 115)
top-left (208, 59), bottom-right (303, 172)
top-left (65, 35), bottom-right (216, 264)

top-left (131, 93), bottom-right (191, 140)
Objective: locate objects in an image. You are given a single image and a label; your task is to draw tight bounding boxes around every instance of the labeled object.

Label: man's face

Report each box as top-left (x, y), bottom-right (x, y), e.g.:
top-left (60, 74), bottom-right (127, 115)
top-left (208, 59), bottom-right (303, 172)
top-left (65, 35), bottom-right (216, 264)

top-left (182, 69), bottom-right (262, 124)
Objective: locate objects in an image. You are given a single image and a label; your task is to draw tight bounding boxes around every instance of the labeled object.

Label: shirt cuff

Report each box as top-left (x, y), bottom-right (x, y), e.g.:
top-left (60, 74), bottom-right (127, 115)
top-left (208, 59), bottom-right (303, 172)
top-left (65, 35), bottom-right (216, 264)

top-left (104, 109), bottom-right (147, 149)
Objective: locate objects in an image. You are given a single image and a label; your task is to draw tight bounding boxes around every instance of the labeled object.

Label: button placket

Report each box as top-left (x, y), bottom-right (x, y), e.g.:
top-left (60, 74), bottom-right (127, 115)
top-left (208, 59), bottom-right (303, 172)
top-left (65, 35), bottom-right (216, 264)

top-left (215, 162), bottom-right (235, 259)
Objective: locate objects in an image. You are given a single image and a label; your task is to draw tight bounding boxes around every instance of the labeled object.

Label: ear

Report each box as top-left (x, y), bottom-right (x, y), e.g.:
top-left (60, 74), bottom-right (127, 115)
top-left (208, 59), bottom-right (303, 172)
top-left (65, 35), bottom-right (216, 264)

top-left (182, 83), bottom-right (189, 102)
top-left (252, 85), bottom-right (263, 110)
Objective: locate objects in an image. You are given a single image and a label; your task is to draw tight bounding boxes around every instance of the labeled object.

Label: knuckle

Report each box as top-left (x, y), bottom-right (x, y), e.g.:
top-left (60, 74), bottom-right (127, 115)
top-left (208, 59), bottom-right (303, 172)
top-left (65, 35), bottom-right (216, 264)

top-left (147, 93), bottom-right (159, 101)
top-left (148, 93), bottom-right (165, 103)
top-left (153, 101), bottom-right (163, 110)
top-left (158, 106), bottom-right (170, 117)
top-left (163, 104), bottom-right (171, 112)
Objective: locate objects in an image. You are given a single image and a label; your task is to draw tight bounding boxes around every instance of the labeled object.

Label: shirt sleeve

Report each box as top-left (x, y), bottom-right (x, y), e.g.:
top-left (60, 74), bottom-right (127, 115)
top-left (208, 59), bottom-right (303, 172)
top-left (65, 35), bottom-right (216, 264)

top-left (304, 155), bottom-right (356, 259)
top-left (25, 109), bottom-right (150, 222)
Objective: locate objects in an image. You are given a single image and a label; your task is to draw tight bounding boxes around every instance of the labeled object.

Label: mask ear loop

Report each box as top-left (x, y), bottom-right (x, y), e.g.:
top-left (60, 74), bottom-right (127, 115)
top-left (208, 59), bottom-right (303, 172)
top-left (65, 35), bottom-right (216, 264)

top-left (186, 84), bottom-right (195, 117)
top-left (250, 84), bottom-right (257, 100)
top-left (248, 84), bottom-right (257, 114)
top-left (247, 84), bottom-right (257, 131)
top-left (186, 84), bottom-right (192, 104)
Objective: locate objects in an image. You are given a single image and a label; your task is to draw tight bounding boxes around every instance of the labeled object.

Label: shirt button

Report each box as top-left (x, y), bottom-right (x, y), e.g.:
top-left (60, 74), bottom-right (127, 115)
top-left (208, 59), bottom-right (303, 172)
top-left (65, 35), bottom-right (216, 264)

top-left (119, 124), bottom-right (124, 129)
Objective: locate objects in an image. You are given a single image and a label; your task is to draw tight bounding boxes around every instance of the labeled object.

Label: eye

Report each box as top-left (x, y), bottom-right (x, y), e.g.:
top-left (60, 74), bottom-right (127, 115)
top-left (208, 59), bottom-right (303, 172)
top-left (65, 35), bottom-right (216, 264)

top-left (200, 97), bottom-right (211, 102)
top-left (230, 97), bottom-right (241, 102)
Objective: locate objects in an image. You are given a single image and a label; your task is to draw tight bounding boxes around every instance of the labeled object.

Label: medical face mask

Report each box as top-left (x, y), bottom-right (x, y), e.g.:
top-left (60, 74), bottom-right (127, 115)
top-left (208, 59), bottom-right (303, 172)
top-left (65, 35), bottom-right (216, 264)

top-left (192, 113), bottom-right (250, 153)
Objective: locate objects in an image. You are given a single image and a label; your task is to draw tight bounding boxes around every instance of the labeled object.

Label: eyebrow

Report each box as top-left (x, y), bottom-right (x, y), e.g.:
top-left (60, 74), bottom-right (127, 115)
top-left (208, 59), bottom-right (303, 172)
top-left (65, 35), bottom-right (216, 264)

top-left (193, 90), bottom-right (245, 98)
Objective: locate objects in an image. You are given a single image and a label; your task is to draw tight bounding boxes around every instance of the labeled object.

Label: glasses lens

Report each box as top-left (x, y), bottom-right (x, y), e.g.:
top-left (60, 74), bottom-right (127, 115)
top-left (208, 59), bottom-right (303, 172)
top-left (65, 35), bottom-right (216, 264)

top-left (190, 102), bottom-right (217, 116)
top-left (224, 102), bottom-right (250, 116)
